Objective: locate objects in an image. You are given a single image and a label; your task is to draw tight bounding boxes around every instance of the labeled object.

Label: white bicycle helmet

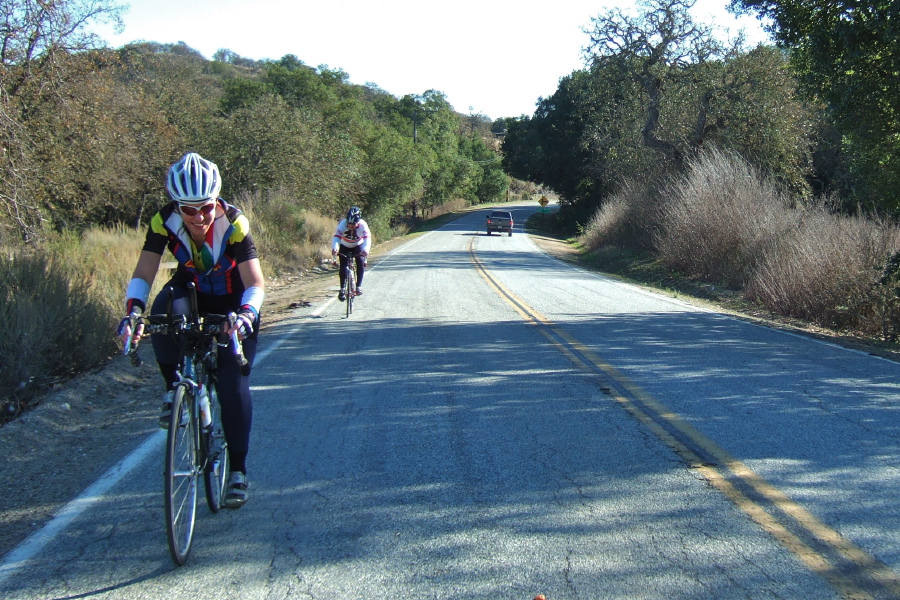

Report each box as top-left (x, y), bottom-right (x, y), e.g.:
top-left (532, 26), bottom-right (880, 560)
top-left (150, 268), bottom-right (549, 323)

top-left (166, 152), bottom-right (222, 203)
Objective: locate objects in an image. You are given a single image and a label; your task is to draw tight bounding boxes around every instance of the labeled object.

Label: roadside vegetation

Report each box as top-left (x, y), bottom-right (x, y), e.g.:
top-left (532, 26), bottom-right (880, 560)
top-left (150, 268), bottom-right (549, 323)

top-left (579, 149), bottom-right (900, 339)
top-left (0, 191), bottom-right (475, 422)
top-left (3, 0), bottom-right (899, 422)
top-left (504, 0), bottom-right (900, 344)
top-left (0, 1), bottom-right (516, 420)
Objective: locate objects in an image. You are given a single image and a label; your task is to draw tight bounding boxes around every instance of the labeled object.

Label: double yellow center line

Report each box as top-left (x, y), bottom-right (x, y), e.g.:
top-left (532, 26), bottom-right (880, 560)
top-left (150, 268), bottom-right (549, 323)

top-left (470, 238), bottom-right (900, 600)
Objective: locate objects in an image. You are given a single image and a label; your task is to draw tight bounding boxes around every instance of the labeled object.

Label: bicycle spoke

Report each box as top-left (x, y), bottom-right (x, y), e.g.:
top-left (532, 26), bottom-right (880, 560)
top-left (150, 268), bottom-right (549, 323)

top-left (165, 386), bottom-right (198, 565)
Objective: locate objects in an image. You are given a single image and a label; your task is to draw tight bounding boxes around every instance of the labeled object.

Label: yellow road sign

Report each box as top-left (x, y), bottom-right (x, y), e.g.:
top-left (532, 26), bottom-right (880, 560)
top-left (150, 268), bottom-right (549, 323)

top-left (538, 196), bottom-right (549, 207)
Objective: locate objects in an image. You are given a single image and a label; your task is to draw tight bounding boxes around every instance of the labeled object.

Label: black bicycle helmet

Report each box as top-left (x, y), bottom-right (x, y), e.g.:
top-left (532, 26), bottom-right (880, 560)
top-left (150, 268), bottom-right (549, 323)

top-left (346, 206), bottom-right (362, 224)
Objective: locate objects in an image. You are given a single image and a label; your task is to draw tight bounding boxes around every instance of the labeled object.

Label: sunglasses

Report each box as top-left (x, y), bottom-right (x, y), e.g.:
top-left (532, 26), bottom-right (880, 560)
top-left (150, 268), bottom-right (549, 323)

top-left (178, 202), bottom-right (216, 217)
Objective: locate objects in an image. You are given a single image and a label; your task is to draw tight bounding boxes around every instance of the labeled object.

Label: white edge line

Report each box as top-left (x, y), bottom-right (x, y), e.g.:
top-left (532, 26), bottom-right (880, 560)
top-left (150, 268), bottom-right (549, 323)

top-left (0, 429), bottom-right (164, 584)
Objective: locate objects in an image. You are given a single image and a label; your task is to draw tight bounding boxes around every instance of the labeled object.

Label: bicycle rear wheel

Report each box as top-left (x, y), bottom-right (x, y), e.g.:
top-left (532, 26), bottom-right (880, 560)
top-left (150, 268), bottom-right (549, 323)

top-left (165, 384), bottom-right (199, 566)
top-left (203, 382), bottom-right (229, 513)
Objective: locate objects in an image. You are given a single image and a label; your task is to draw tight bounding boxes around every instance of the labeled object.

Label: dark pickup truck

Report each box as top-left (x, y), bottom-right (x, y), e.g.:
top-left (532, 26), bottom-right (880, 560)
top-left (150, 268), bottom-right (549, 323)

top-left (486, 210), bottom-right (513, 236)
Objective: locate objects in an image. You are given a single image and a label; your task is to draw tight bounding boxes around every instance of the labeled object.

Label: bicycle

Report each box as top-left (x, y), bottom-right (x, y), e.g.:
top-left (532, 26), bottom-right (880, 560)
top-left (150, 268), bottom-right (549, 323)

top-left (123, 282), bottom-right (247, 566)
top-left (336, 251), bottom-right (364, 317)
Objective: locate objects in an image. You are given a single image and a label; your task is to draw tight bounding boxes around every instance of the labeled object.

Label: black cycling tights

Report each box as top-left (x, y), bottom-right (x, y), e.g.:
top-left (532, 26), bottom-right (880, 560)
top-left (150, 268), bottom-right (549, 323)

top-left (338, 246), bottom-right (366, 288)
top-left (149, 283), bottom-right (258, 473)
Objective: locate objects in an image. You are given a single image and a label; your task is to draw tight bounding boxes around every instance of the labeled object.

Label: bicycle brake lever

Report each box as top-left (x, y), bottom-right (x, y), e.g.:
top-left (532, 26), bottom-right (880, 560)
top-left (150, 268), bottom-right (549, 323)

top-left (227, 313), bottom-right (249, 367)
top-left (123, 314), bottom-right (143, 367)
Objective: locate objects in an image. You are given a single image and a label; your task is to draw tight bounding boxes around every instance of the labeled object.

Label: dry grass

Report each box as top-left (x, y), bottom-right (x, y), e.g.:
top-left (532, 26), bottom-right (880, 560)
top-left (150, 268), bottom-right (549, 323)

top-left (580, 148), bottom-right (900, 337)
top-left (422, 197), bottom-right (470, 220)
top-left (0, 244), bottom-right (122, 419)
top-left (580, 179), bottom-right (661, 253)
top-left (236, 189), bottom-right (337, 276)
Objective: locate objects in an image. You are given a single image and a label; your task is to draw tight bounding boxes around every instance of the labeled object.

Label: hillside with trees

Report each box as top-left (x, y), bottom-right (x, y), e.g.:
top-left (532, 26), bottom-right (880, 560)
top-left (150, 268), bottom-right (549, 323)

top-left (0, 0), bottom-right (509, 415)
top-left (0, 0), bottom-right (508, 244)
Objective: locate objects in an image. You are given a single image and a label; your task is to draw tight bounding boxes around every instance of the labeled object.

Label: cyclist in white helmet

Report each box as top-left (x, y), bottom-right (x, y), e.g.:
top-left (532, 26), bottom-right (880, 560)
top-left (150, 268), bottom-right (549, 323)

top-left (117, 152), bottom-right (264, 509)
top-left (331, 206), bottom-right (371, 301)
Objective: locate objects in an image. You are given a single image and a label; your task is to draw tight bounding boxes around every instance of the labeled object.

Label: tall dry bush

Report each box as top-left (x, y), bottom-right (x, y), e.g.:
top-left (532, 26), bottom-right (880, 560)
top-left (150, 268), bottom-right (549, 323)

top-left (656, 149), bottom-right (794, 288)
top-left (0, 251), bottom-right (117, 406)
top-left (236, 189), bottom-right (336, 275)
top-left (745, 207), bottom-right (900, 333)
top-left (0, 226), bottom-right (150, 417)
top-left (579, 180), bottom-right (662, 252)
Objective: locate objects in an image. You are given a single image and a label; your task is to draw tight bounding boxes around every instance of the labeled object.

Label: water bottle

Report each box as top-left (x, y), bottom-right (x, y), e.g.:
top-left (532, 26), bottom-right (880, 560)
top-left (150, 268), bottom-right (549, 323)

top-left (198, 384), bottom-right (212, 428)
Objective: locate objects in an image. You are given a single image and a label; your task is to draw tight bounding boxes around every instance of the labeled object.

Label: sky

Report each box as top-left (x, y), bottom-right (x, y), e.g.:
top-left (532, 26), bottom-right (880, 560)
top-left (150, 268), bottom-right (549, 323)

top-left (93, 0), bottom-right (771, 121)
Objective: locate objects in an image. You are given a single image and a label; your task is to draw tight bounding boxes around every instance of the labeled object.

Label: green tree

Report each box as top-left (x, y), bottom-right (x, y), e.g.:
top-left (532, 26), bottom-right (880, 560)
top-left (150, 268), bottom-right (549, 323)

top-left (115, 42), bottom-right (221, 150)
top-left (584, 0), bottom-right (739, 171)
top-left (731, 0), bottom-right (900, 210)
top-left (220, 77), bottom-right (272, 113)
top-left (360, 124), bottom-right (422, 228)
top-left (27, 51), bottom-right (179, 229)
top-left (0, 0), bottom-right (125, 240)
top-left (505, 0), bottom-right (813, 222)
top-left (466, 134), bottom-right (508, 203)
top-left (401, 91), bottom-right (469, 216)
top-left (503, 66), bottom-right (637, 218)
top-left (702, 45), bottom-right (813, 195)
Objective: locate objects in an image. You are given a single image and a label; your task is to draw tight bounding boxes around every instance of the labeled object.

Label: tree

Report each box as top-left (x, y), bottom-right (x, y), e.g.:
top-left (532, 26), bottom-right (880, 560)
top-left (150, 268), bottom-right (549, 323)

top-left (0, 0), bottom-right (125, 240)
top-left (27, 51), bottom-right (179, 229)
top-left (459, 134), bottom-right (507, 203)
top-left (503, 64), bottom-right (650, 219)
top-left (1, 0), bottom-right (125, 93)
top-left (503, 0), bottom-right (813, 222)
top-left (360, 124), bottom-right (422, 227)
top-left (583, 0), bottom-right (739, 171)
top-left (731, 0), bottom-right (900, 209)
top-left (703, 45), bottom-right (813, 195)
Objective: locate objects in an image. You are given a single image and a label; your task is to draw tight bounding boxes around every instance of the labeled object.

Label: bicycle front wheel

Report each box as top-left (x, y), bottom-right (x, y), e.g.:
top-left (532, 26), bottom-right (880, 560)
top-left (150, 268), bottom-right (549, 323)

top-left (203, 382), bottom-right (229, 513)
top-left (346, 268), bottom-right (355, 317)
top-left (165, 384), bottom-right (199, 566)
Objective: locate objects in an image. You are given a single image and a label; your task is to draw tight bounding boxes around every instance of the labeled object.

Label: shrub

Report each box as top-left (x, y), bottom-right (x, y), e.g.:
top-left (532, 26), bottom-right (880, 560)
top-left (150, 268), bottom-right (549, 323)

top-left (0, 249), bottom-right (117, 416)
top-left (579, 147), bottom-right (900, 336)
top-left (236, 189), bottom-right (336, 275)
top-left (656, 149), bottom-right (794, 288)
top-left (745, 206), bottom-right (900, 333)
top-left (50, 225), bottom-right (147, 317)
top-left (579, 180), bottom-right (662, 253)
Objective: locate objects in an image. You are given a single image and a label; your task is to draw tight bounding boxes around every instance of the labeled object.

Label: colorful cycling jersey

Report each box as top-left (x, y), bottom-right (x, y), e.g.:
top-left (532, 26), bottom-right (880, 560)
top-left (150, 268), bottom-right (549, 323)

top-left (142, 199), bottom-right (258, 296)
top-left (332, 218), bottom-right (372, 253)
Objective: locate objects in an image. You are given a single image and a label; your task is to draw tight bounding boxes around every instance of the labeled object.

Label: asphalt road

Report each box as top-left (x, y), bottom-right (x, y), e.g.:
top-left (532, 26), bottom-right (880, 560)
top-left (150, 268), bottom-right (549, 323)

top-left (3, 203), bottom-right (900, 599)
